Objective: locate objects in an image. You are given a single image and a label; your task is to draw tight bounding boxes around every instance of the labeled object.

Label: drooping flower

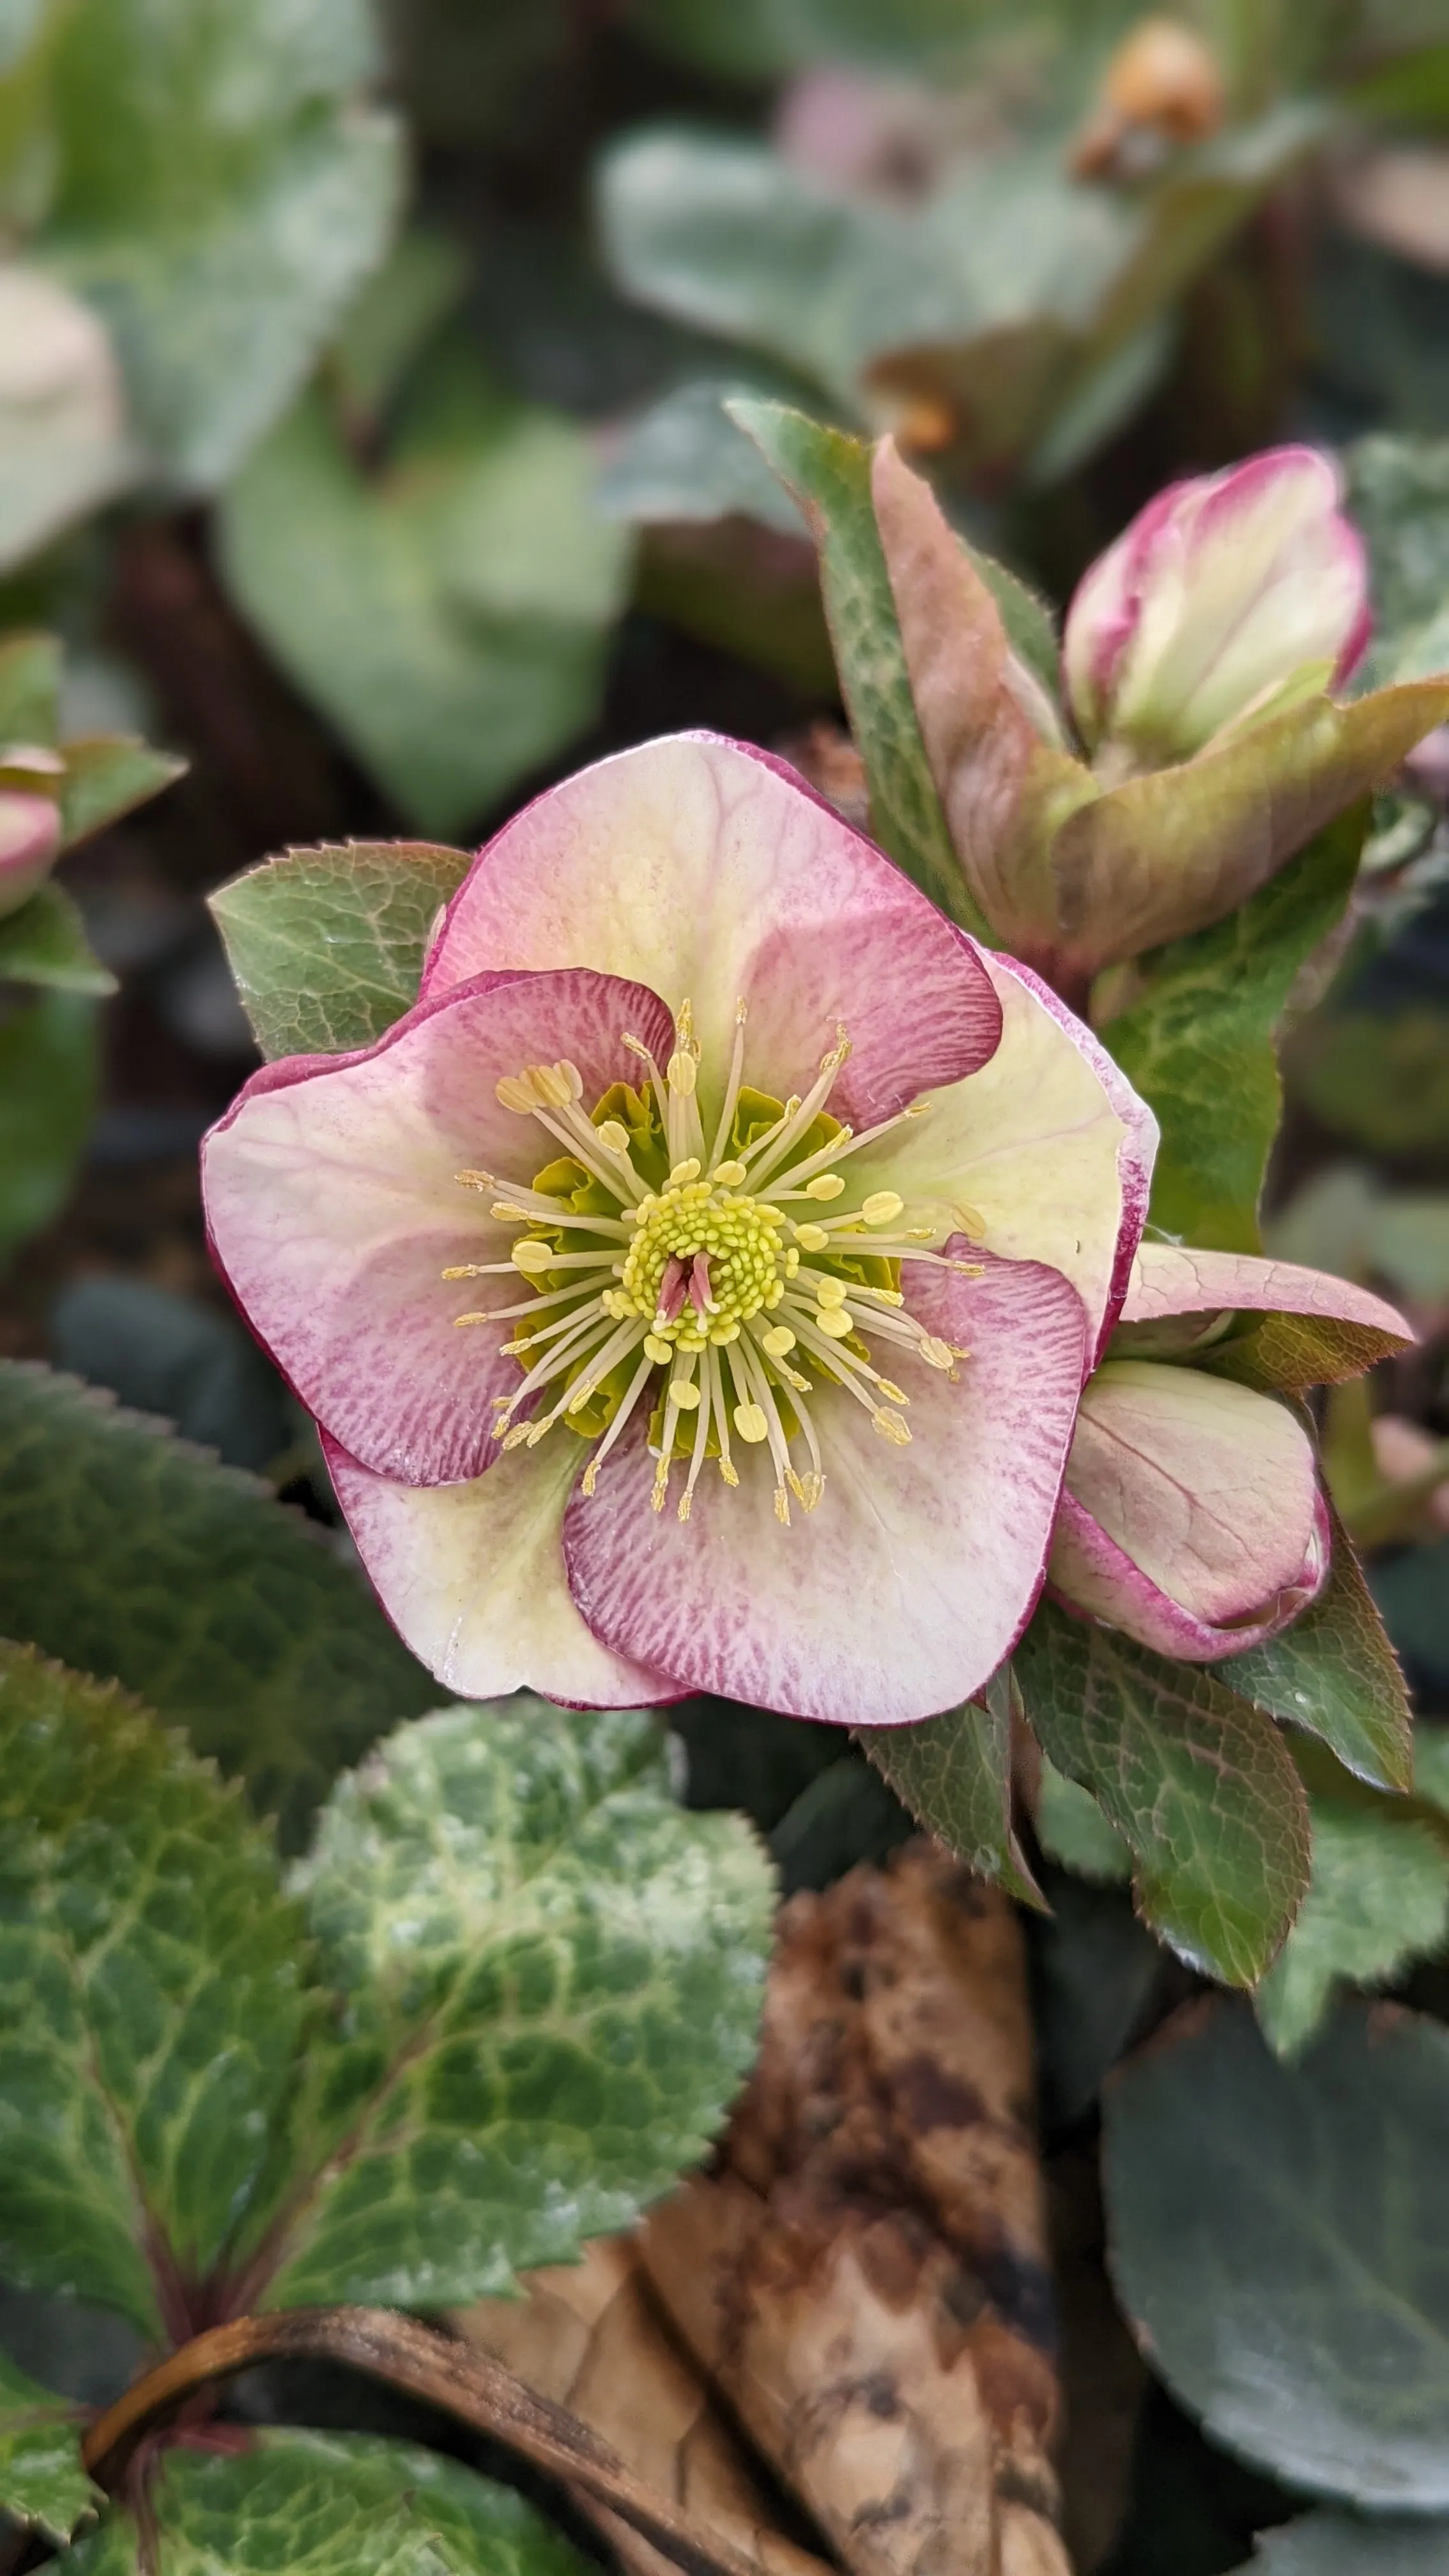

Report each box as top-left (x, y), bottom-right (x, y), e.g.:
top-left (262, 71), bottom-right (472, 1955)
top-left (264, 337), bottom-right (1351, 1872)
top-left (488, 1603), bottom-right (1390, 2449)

top-left (1062, 446), bottom-right (1370, 771)
top-left (203, 733), bottom-right (1156, 1726)
top-left (1048, 1244), bottom-right (1412, 1657)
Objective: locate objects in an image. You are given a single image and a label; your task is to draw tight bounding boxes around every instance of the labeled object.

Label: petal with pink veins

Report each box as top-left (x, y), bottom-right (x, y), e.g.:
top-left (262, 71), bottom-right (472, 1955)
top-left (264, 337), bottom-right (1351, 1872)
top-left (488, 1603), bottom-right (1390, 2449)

top-left (420, 732), bottom-right (1003, 1124)
top-left (323, 1431), bottom-right (677, 1708)
top-left (203, 967), bottom-right (674, 1485)
top-left (1049, 1358), bottom-right (1328, 1658)
top-left (562, 1245), bottom-right (1088, 1727)
top-left (851, 950), bottom-right (1156, 1365)
top-left (1122, 1241), bottom-right (1411, 1342)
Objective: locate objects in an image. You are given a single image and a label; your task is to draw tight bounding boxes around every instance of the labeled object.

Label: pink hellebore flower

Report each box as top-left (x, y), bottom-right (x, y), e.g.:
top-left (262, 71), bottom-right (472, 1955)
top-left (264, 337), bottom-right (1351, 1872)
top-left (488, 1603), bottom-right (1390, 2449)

top-left (1063, 445), bottom-right (1371, 770)
top-left (0, 780), bottom-right (61, 921)
top-left (202, 734), bottom-right (1156, 1726)
top-left (1048, 1244), bottom-right (1412, 1659)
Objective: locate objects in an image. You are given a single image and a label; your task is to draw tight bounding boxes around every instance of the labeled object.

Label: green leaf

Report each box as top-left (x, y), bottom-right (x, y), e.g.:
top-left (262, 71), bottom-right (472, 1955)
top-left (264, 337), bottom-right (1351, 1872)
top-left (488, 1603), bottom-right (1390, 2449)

top-left (330, 228), bottom-right (469, 426)
top-left (0, 633), bottom-right (59, 744)
top-left (259, 1699), bottom-right (773, 2308)
top-left (218, 370), bottom-right (629, 837)
top-left (210, 839), bottom-right (471, 1060)
top-left (42, 0), bottom-right (402, 491)
top-left (1347, 435), bottom-right (1449, 687)
top-left (59, 736), bottom-right (186, 849)
top-left (1255, 1798), bottom-right (1449, 2059)
top-left (1101, 808), bottom-right (1366, 1252)
top-left (0, 1363), bottom-right (434, 1846)
top-left (856, 1672), bottom-right (1043, 1906)
top-left (597, 377), bottom-right (812, 538)
top-left (0, 990), bottom-right (96, 1265)
top-left (66, 2428), bottom-right (588, 2576)
top-left (1104, 1998), bottom-right (1449, 2507)
top-left (0, 266), bottom-right (135, 572)
top-left (1235, 2510), bottom-right (1449, 2572)
top-left (1036, 1754), bottom-right (1131, 1884)
top-left (1013, 1602), bottom-right (1310, 1987)
top-left (0, 881), bottom-right (112, 993)
top-left (0, 1641), bottom-right (312, 2334)
top-left (1213, 1519), bottom-right (1413, 1794)
top-left (732, 399), bottom-right (984, 932)
top-left (0, 2345), bottom-right (96, 2545)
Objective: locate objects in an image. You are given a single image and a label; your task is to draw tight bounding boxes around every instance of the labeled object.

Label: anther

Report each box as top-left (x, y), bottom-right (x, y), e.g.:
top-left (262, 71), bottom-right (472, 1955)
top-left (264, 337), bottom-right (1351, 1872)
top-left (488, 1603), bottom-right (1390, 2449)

top-left (510, 1240), bottom-right (554, 1274)
top-left (494, 1077), bottom-right (537, 1113)
top-left (794, 1223), bottom-right (830, 1252)
top-left (713, 1160), bottom-right (747, 1186)
top-left (643, 1333), bottom-right (673, 1364)
top-left (670, 1381), bottom-right (701, 1409)
top-left (760, 1324), bottom-right (795, 1356)
top-left (815, 1277), bottom-right (848, 1310)
top-left (804, 1174), bottom-right (845, 1199)
top-left (862, 1191), bottom-right (904, 1225)
top-left (489, 1201), bottom-right (530, 1221)
top-left (666, 1050), bottom-right (697, 1095)
top-left (733, 1402), bottom-right (769, 1443)
top-left (816, 1308), bottom-right (854, 1340)
top-left (873, 1407), bottom-right (911, 1445)
top-left (596, 1120), bottom-right (631, 1153)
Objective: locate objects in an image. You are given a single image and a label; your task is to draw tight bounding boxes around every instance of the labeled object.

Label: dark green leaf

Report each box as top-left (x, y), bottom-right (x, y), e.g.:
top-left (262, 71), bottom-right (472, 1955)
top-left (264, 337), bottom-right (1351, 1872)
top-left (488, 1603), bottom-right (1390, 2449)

top-left (1346, 434), bottom-right (1449, 687)
top-left (1370, 1542), bottom-right (1449, 1702)
top-left (1215, 1518), bottom-right (1413, 1793)
top-left (0, 992), bottom-right (96, 1265)
top-left (1104, 1998), bottom-right (1449, 2507)
top-left (732, 399), bottom-right (985, 932)
top-left (768, 1752), bottom-right (912, 1896)
top-left (210, 839), bottom-right (471, 1061)
top-left (259, 1699), bottom-right (773, 2308)
top-left (59, 737), bottom-right (186, 850)
top-left (1255, 1797), bottom-right (1449, 2058)
top-left (66, 2427), bottom-right (588, 2576)
top-left (0, 882), bottom-right (112, 994)
top-left (1236, 2510), bottom-right (1449, 2572)
top-left (0, 1363), bottom-right (434, 1845)
top-left (1013, 1602), bottom-right (1310, 1986)
top-left (0, 1641), bottom-right (310, 2334)
top-left (0, 2346), bottom-right (96, 2544)
top-left (856, 1671), bottom-right (1043, 1906)
top-left (1101, 809), bottom-right (1366, 1252)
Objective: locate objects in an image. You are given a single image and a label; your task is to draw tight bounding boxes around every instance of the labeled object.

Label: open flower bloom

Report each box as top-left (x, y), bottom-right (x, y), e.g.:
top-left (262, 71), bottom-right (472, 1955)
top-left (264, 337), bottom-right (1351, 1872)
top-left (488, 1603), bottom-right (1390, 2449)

top-left (1048, 1244), bottom-right (1413, 1659)
top-left (1063, 446), bottom-right (1370, 770)
top-left (0, 782), bottom-right (61, 921)
top-left (203, 733), bottom-right (1156, 1726)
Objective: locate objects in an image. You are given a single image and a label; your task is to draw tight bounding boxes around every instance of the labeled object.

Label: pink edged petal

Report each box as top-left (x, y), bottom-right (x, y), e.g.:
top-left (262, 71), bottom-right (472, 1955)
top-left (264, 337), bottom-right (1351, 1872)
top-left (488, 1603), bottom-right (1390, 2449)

top-left (1123, 1241), bottom-right (1411, 1343)
top-left (202, 967), bottom-right (674, 1484)
top-left (562, 1244), bottom-right (1088, 1727)
top-left (1050, 1359), bottom-right (1325, 1656)
top-left (854, 948), bottom-right (1156, 1364)
top-left (1049, 1484), bottom-right (1331, 1660)
top-left (323, 1430), bottom-right (678, 1709)
top-left (420, 732), bottom-right (1003, 1124)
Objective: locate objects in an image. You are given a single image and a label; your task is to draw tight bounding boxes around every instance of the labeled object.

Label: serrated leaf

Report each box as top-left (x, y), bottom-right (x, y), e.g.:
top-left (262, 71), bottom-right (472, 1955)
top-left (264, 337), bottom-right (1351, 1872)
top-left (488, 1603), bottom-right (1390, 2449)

top-left (0, 1363), bottom-right (433, 1845)
top-left (0, 990), bottom-right (96, 1264)
top-left (1255, 1798), bottom-right (1449, 2058)
top-left (857, 1671), bottom-right (1043, 1906)
top-left (257, 1699), bottom-right (773, 2309)
top-left (732, 399), bottom-right (985, 933)
top-left (1013, 1602), bottom-right (1310, 1986)
top-left (1036, 1754), bottom-right (1131, 1884)
top-left (1236, 2508), bottom-right (1449, 2572)
top-left (0, 882), bottom-right (114, 993)
top-left (1101, 809), bottom-right (1366, 1252)
top-left (1104, 1998), bottom-right (1449, 2507)
top-left (42, 0), bottom-right (402, 491)
top-left (59, 736), bottom-right (186, 849)
top-left (1215, 1519), bottom-right (1413, 1793)
top-left (0, 633), bottom-right (59, 743)
top-left (219, 374), bottom-right (628, 836)
top-left (0, 2345), bottom-right (96, 2544)
top-left (210, 839), bottom-right (471, 1060)
top-left (66, 2427), bottom-right (588, 2576)
top-left (0, 1641), bottom-right (311, 2334)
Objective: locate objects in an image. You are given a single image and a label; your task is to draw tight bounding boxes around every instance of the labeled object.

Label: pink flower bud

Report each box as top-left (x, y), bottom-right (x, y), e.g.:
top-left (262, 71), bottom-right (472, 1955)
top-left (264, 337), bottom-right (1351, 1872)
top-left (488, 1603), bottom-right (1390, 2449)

top-left (0, 786), bottom-right (61, 922)
top-left (1063, 446), bottom-right (1371, 767)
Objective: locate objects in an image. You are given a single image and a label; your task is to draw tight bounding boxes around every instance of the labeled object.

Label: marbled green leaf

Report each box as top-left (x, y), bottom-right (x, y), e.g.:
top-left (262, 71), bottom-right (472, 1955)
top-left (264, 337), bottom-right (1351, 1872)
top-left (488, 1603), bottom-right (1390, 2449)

top-left (0, 882), bottom-right (114, 995)
top-left (0, 2345), bottom-right (96, 2545)
top-left (1013, 1603), bottom-right (1310, 1986)
top-left (1105, 1999), bottom-right (1449, 2507)
top-left (1101, 809), bottom-right (1366, 1252)
top-left (65, 2428), bottom-right (587, 2576)
top-left (1255, 1797), bottom-right (1449, 2058)
top-left (210, 839), bottom-right (471, 1061)
top-left (731, 399), bottom-right (986, 933)
top-left (857, 1672), bottom-right (1042, 1905)
top-left (0, 1642), bottom-right (311, 2334)
top-left (259, 1699), bottom-right (773, 2308)
top-left (1235, 2510), bottom-right (1449, 2572)
top-left (0, 1363), bottom-right (433, 1844)
top-left (1215, 1517), bottom-right (1413, 1794)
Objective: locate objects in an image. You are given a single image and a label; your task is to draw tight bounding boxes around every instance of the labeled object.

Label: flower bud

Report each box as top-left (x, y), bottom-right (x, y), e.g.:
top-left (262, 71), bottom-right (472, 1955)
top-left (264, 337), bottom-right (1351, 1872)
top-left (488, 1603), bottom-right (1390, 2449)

top-left (1048, 1358), bottom-right (1329, 1659)
top-left (0, 779), bottom-right (62, 922)
top-left (1063, 446), bottom-right (1371, 769)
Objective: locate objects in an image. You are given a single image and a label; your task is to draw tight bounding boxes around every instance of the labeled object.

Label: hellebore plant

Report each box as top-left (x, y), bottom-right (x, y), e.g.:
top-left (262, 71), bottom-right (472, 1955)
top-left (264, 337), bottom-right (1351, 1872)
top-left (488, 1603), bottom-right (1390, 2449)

top-left (204, 732), bottom-right (1157, 1726)
top-left (871, 436), bottom-right (1449, 995)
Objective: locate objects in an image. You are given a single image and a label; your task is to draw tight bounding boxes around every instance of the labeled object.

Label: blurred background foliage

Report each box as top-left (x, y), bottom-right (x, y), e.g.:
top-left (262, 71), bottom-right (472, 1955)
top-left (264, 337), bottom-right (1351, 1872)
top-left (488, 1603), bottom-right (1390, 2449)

top-left (6, 3), bottom-right (1449, 2571)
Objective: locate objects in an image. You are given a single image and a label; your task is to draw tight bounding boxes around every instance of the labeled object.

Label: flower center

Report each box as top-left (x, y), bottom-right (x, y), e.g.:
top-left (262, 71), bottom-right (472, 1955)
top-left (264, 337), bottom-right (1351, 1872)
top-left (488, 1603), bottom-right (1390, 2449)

top-left (443, 1000), bottom-right (981, 1526)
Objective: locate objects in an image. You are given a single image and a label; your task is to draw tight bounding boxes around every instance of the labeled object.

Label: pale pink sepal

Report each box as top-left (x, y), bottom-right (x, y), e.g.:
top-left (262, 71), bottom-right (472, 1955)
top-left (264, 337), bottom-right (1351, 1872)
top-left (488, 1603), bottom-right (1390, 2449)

top-left (1122, 1242), bottom-right (1411, 1344)
top-left (202, 966), bottom-right (675, 1487)
top-left (563, 1245), bottom-right (1089, 1728)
